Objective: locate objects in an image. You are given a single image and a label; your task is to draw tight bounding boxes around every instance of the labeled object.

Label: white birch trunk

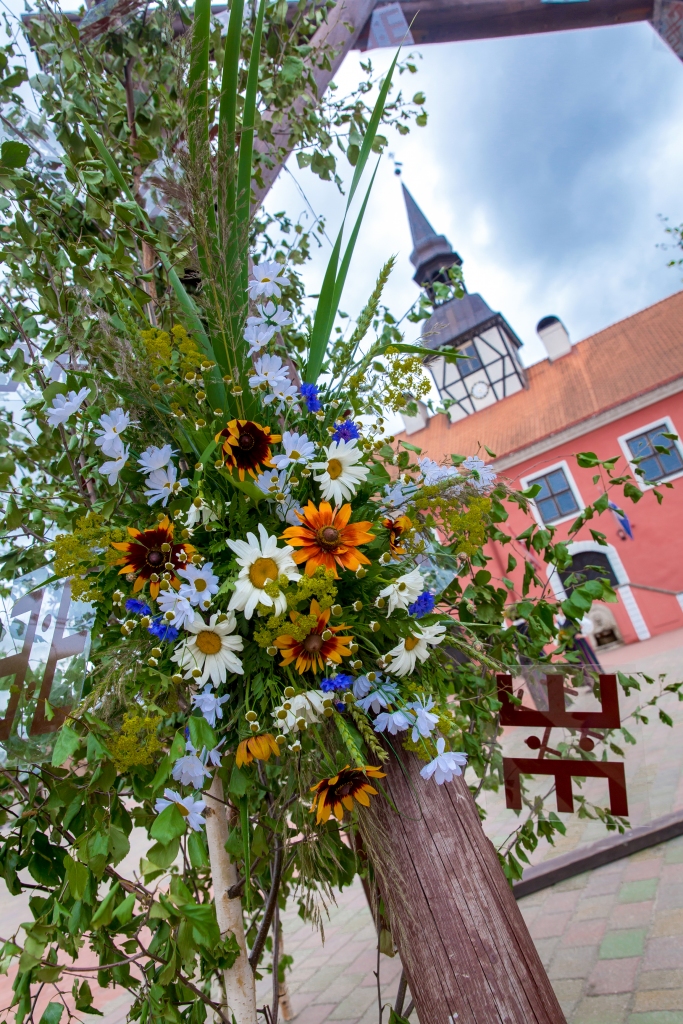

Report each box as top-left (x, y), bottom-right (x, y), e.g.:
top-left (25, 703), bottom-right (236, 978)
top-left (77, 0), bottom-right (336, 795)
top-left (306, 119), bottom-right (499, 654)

top-left (205, 775), bottom-right (257, 1024)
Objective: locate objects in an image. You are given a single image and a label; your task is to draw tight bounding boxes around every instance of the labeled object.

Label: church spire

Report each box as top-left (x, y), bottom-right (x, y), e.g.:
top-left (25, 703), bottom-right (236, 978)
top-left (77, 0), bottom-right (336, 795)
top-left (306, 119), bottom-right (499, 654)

top-left (401, 183), bottom-right (462, 292)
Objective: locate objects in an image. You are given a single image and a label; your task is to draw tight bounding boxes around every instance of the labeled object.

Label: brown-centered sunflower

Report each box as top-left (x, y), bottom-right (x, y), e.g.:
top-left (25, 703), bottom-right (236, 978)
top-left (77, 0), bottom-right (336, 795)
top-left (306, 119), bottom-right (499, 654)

top-left (236, 733), bottom-right (281, 768)
top-left (382, 514), bottom-right (412, 557)
top-left (215, 419), bottom-right (281, 480)
top-left (281, 501), bottom-right (374, 578)
top-left (310, 765), bottom-right (386, 823)
top-left (274, 598), bottom-right (354, 674)
top-left (111, 518), bottom-right (195, 598)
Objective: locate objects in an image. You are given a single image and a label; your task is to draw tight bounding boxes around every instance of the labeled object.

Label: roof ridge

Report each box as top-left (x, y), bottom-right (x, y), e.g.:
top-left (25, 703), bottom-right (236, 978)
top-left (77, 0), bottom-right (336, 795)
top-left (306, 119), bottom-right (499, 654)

top-left (574, 289), bottom-right (683, 348)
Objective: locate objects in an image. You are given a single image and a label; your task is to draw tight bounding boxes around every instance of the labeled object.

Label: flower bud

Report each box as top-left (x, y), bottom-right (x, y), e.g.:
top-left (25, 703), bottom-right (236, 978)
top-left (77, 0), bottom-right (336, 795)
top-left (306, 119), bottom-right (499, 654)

top-left (283, 686), bottom-right (295, 698)
top-left (158, 580), bottom-right (170, 592)
top-left (375, 597), bottom-right (386, 609)
top-left (323, 707), bottom-right (334, 717)
top-left (351, 659), bottom-right (362, 671)
top-left (370, 620), bottom-right (380, 633)
top-left (191, 554), bottom-right (203, 564)
top-left (289, 740), bottom-right (302, 753)
top-left (151, 647), bottom-right (162, 658)
top-left (353, 600), bottom-right (363, 612)
top-left (196, 391), bottom-right (206, 402)
top-left (191, 668), bottom-right (202, 678)
top-left (267, 646), bottom-right (278, 656)
top-left (296, 717), bottom-right (307, 731)
top-left (349, 642), bottom-right (359, 654)
top-left (276, 708), bottom-right (288, 720)
top-left (356, 566), bottom-right (368, 579)
top-left (151, 383), bottom-right (161, 393)
top-left (343, 692), bottom-right (354, 704)
top-left (366, 671), bottom-right (376, 683)
top-left (147, 657), bottom-right (158, 667)
top-left (150, 573), bottom-right (160, 583)
top-left (321, 629), bottom-right (332, 641)
top-left (276, 734), bottom-right (287, 746)
top-left (249, 721), bottom-right (260, 734)
top-left (165, 562), bottom-right (175, 571)
top-left (215, 459), bottom-right (225, 469)
top-left (231, 386), bottom-right (244, 397)
top-left (245, 710), bottom-right (258, 722)
top-left (379, 552), bottom-right (392, 565)
top-left (193, 497), bottom-right (203, 508)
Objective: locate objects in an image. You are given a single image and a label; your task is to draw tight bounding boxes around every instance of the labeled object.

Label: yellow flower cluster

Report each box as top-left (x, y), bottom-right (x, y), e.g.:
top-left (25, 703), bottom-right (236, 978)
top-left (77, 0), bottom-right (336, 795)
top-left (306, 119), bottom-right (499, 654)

top-left (253, 567), bottom-right (338, 648)
top-left (53, 512), bottom-right (125, 601)
top-left (286, 566), bottom-right (337, 611)
top-left (141, 324), bottom-right (203, 377)
top-left (411, 492), bottom-right (491, 557)
top-left (108, 710), bottom-right (163, 773)
top-left (382, 351), bottom-right (431, 411)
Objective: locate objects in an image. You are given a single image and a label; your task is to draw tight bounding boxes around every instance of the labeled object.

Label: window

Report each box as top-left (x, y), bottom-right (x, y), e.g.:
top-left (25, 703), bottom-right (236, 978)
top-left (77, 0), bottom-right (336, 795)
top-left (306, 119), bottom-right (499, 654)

top-left (533, 468), bottom-right (579, 523)
top-left (458, 342), bottom-right (482, 378)
top-left (626, 424), bottom-right (683, 483)
top-left (559, 551), bottom-right (618, 597)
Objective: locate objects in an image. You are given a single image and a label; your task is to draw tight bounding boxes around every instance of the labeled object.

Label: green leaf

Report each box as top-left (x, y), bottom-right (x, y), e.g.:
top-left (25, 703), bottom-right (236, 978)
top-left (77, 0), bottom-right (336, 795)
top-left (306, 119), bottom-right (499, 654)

top-left (38, 1004), bottom-right (64, 1024)
top-left (90, 882), bottom-right (120, 929)
top-left (150, 803), bottom-right (187, 844)
top-left (388, 1011), bottom-right (411, 1024)
top-left (279, 55), bottom-right (304, 83)
top-left (147, 837), bottom-right (180, 869)
top-left (51, 723), bottom-right (80, 767)
top-left (63, 853), bottom-right (89, 900)
top-left (229, 764), bottom-right (249, 798)
top-left (179, 902), bottom-right (220, 948)
top-left (113, 893), bottom-right (136, 925)
top-left (1, 141), bottom-right (30, 168)
top-left (188, 830), bottom-right (210, 868)
top-left (188, 714), bottom-right (216, 751)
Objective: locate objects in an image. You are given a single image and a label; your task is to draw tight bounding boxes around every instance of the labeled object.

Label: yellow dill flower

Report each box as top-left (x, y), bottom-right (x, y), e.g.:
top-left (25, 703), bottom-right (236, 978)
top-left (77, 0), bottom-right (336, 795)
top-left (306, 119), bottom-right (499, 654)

top-left (108, 710), bottom-right (163, 774)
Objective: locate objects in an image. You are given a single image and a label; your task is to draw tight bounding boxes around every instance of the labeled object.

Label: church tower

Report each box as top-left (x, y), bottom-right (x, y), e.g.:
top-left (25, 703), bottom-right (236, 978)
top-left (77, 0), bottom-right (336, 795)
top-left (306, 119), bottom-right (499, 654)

top-left (402, 184), bottom-right (527, 422)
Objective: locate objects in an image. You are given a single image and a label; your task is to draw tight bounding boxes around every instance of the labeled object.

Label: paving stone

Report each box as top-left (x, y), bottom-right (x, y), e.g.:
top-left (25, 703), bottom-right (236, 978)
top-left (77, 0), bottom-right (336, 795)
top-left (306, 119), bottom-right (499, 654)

top-left (294, 1003), bottom-right (337, 1024)
top-left (620, 879), bottom-right (659, 903)
top-left (530, 911), bottom-right (573, 939)
top-left (600, 929), bottom-right (647, 959)
top-left (576, 895), bottom-right (617, 920)
top-left (643, 937), bottom-right (683, 971)
top-left (628, 1015), bottom-right (683, 1024)
top-left (638, 970), bottom-right (683, 990)
top-left (623, 855), bottom-right (663, 881)
top-left (572, 993), bottom-right (630, 1023)
top-left (656, 885), bottom-right (683, 909)
top-left (548, 945), bottom-right (598, 980)
top-left (531, 937), bottom-right (559, 968)
top-left (561, 917), bottom-right (606, 947)
top-left (664, 840), bottom-right (683, 865)
top-left (652, 909), bottom-right (683, 938)
top-left (610, 901), bottom-right (654, 929)
top-left (587, 957), bottom-right (640, 994)
top-left (552, 978), bottom-right (584, 1015)
top-left (634, 990), bottom-right (683, 1012)
top-left (328, 985), bottom-right (377, 1019)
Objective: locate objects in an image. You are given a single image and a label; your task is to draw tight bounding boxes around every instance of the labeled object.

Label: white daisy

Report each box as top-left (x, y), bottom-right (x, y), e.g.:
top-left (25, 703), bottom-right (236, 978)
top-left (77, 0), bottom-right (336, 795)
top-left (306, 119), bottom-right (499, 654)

top-left (373, 709), bottom-right (411, 735)
top-left (243, 323), bottom-right (276, 356)
top-left (385, 622), bottom-right (447, 678)
top-left (312, 439), bottom-right (370, 504)
top-left (405, 694), bottom-right (439, 742)
top-left (99, 445), bottom-right (128, 486)
top-left (249, 353), bottom-right (290, 391)
top-left (138, 444), bottom-right (176, 474)
top-left (94, 407), bottom-right (131, 457)
top-left (172, 741), bottom-right (211, 789)
top-left (256, 467), bottom-right (289, 498)
top-left (178, 561), bottom-right (219, 610)
top-left (420, 738), bottom-right (468, 785)
top-left (226, 523), bottom-right (299, 619)
top-left (264, 380), bottom-right (299, 412)
top-left (154, 788), bottom-right (206, 831)
top-left (191, 684), bottom-right (230, 727)
top-left (46, 387), bottom-right (89, 428)
top-left (171, 612), bottom-right (244, 686)
top-left (247, 301), bottom-right (293, 329)
top-left (461, 455), bottom-right (497, 492)
top-left (418, 456), bottom-right (462, 492)
top-left (271, 431), bottom-right (316, 470)
top-left (247, 259), bottom-right (290, 300)
top-left (186, 498), bottom-right (218, 529)
top-left (144, 465), bottom-right (188, 507)
top-left (356, 681), bottom-right (400, 714)
top-left (157, 590), bottom-right (196, 629)
top-left (271, 690), bottom-right (326, 735)
top-left (379, 568), bottom-right (424, 616)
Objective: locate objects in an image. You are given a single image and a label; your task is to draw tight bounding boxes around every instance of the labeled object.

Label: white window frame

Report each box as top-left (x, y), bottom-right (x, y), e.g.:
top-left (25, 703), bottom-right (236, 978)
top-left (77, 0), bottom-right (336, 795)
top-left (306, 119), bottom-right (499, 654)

top-left (617, 415), bottom-right (683, 492)
top-left (520, 460), bottom-right (585, 528)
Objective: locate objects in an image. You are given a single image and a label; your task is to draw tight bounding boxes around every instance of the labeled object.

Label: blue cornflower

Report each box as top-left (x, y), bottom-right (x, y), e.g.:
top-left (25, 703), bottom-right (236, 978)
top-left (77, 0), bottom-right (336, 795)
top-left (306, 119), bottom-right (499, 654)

top-left (300, 383), bottom-right (321, 412)
top-left (148, 616), bottom-right (179, 642)
top-left (125, 598), bottom-right (152, 616)
top-left (334, 701), bottom-right (346, 712)
top-left (332, 420), bottom-right (361, 443)
top-left (408, 592), bottom-right (436, 618)
top-left (320, 673), bottom-right (354, 693)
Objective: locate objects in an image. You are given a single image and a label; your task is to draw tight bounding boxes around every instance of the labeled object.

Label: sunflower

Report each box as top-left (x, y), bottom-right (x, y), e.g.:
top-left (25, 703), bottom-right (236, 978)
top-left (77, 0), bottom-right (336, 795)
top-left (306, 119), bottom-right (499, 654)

top-left (236, 733), bottom-right (281, 768)
top-left (274, 598), bottom-right (354, 673)
top-left (281, 501), bottom-right (374, 578)
top-left (310, 765), bottom-right (386, 823)
top-left (215, 419), bottom-right (281, 480)
top-left (111, 517), bottom-right (195, 598)
top-left (382, 515), bottom-right (412, 557)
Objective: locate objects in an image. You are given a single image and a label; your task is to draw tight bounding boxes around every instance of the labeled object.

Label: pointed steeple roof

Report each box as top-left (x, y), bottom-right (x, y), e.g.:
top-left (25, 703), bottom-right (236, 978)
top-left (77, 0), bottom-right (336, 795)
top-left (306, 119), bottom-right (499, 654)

top-left (401, 183), bottom-right (462, 290)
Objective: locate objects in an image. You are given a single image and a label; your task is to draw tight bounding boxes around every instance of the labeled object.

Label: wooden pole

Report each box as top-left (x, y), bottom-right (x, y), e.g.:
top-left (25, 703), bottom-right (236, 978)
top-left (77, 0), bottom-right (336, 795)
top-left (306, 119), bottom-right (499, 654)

top-left (360, 747), bottom-right (566, 1024)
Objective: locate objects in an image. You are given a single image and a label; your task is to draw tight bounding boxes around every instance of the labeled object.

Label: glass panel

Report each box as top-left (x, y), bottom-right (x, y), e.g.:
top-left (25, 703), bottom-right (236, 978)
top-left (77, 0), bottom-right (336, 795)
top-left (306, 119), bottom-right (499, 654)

top-left (627, 434), bottom-right (652, 460)
top-left (640, 456), bottom-right (663, 482)
top-left (556, 490), bottom-right (579, 515)
top-left (458, 342), bottom-right (482, 378)
top-left (546, 469), bottom-right (569, 495)
top-left (660, 448), bottom-right (683, 475)
top-left (537, 497), bottom-right (559, 522)
top-left (534, 477), bottom-right (551, 500)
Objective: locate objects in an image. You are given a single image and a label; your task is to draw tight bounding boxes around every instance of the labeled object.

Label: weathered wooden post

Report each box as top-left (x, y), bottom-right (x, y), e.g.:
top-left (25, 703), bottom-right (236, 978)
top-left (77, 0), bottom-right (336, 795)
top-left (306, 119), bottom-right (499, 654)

top-left (361, 747), bottom-right (565, 1024)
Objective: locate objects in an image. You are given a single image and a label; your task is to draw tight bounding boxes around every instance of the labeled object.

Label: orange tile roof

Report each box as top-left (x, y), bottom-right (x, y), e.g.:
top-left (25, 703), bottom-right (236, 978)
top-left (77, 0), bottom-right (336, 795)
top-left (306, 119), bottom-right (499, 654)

top-left (400, 290), bottom-right (683, 463)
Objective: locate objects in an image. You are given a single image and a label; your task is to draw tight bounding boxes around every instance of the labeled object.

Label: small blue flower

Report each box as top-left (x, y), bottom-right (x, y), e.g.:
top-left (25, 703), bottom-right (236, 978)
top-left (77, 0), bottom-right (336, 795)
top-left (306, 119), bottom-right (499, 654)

top-left (148, 616), bottom-right (179, 642)
top-left (321, 673), bottom-right (354, 693)
top-left (408, 592), bottom-right (435, 618)
top-left (125, 598), bottom-right (152, 616)
top-left (332, 420), bottom-right (360, 443)
top-left (300, 383), bottom-right (321, 412)
top-left (334, 701), bottom-right (346, 712)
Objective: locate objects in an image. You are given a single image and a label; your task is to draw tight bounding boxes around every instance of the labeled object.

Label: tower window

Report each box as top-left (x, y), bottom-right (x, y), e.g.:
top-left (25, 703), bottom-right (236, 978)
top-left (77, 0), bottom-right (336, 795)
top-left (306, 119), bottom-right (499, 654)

top-left (458, 342), bottom-right (482, 377)
top-left (626, 424), bottom-right (683, 482)
top-left (532, 468), bottom-right (579, 523)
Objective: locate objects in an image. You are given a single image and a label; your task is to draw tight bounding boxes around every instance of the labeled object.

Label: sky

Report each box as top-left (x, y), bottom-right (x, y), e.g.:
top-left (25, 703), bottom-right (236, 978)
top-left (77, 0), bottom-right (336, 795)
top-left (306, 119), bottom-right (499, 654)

top-left (264, 18), bottom-right (683, 367)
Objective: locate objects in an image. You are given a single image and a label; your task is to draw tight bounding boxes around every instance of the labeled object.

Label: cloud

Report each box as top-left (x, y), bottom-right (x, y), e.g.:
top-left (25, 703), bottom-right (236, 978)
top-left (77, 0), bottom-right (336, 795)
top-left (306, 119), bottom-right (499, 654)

top-left (265, 21), bottom-right (683, 368)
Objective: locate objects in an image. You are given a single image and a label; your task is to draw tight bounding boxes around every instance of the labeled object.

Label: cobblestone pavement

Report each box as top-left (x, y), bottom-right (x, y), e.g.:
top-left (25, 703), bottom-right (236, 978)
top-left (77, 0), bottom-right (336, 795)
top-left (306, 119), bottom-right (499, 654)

top-left (1, 629), bottom-right (681, 1023)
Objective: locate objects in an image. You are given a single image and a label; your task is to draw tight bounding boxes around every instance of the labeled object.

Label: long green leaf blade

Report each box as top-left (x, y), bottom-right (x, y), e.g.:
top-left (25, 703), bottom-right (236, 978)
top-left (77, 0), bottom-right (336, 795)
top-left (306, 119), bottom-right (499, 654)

top-left (236, 0), bottom-right (266, 292)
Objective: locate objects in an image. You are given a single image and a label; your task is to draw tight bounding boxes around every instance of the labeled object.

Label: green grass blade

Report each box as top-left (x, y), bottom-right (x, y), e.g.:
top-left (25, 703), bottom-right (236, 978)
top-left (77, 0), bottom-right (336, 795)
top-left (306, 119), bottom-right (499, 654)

top-left (218, 0), bottom-right (245, 251)
top-left (347, 50), bottom-right (400, 207)
top-left (330, 160), bottom-right (380, 333)
top-left (188, 0), bottom-right (218, 268)
top-left (236, 0), bottom-right (266, 291)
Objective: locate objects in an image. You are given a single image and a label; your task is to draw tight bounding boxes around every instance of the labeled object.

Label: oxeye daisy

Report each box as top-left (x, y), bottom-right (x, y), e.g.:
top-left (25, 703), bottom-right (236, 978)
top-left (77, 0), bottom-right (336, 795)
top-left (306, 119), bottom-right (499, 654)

top-left (215, 419), bottom-right (281, 480)
top-left (247, 259), bottom-right (290, 300)
top-left (227, 523), bottom-right (299, 619)
top-left (385, 622), bottom-right (448, 678)
top-left (379, 567), bottom-right (424, 616)
top-left (312, 438), bottom-right (369, 504)
top-left (94, 407), bottom-right (131, 457)
top-left (271, 431), bottom-right (316, 470)
top-left (178, 561), bottom-right (219, 609)
top-left (171, 612), bottom-right (244, 685)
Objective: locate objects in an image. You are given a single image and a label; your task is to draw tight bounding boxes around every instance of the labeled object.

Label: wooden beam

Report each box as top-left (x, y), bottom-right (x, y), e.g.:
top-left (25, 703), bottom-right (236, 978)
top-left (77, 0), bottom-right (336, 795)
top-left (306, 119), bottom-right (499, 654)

top-left (356, 0), bottom-right (654, 49)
